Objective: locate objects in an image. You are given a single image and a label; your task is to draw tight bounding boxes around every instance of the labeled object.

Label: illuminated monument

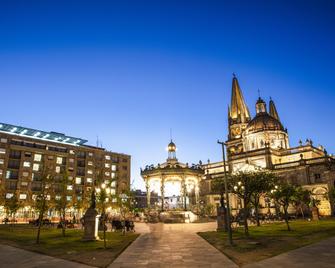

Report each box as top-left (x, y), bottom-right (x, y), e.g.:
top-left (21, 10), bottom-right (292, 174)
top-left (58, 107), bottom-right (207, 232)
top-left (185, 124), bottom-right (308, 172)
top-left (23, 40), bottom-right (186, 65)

top-left (141, 140), bottom-right (204, 211)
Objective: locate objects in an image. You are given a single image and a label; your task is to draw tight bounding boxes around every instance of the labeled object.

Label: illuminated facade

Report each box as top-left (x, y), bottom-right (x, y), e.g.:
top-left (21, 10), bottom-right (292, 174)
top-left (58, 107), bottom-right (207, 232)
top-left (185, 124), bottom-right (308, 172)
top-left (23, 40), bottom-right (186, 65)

top-left (141, 141), bottom-right (204, 210)
top-left (0, 123), bottom-right (130, 221)
top-left (202, 76), bottom-right (335, 216)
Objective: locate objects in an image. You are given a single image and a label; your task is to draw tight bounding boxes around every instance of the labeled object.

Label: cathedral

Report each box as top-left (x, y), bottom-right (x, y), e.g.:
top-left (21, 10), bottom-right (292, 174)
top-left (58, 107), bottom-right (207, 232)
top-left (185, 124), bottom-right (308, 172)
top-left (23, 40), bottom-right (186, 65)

top-left (202, 75), bottom-right (335, 216)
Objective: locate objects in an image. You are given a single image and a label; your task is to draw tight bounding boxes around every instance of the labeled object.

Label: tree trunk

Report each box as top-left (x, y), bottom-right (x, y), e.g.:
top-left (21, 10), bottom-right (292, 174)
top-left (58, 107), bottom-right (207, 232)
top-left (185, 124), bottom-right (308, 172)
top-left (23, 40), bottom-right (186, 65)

top-left (62, 209), bottom-right (66, 237)
top-left (103, 208), bottom-right (106, 249)
top-left (284, 206), bottom-right (291, 231)
top-left (300, 206), bottom-right (305, 219)
top-left (243, 199), bottom-right (249, 236)
top-left (36, 200), bottom-right (46, 244)
top-left (255, 201), bottom-right (260, 226)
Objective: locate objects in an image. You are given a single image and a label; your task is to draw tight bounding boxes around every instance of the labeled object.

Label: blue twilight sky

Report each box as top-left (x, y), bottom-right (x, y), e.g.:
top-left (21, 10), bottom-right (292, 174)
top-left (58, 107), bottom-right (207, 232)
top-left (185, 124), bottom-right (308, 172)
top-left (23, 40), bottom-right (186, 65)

top-left (1, 0), bottom-right (335, 190)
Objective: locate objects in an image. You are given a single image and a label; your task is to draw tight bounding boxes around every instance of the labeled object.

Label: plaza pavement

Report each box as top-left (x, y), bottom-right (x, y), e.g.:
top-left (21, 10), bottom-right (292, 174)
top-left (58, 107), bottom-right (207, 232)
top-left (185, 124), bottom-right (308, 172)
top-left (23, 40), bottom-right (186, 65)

top-left (109, 222), bottom-right (238, 268)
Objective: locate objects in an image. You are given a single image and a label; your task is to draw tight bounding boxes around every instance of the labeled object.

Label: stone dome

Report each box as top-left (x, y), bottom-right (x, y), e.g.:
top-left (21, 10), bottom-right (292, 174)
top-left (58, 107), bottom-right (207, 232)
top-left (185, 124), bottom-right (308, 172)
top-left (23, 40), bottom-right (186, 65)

top-left (246, 113), bottom-right (284, 133)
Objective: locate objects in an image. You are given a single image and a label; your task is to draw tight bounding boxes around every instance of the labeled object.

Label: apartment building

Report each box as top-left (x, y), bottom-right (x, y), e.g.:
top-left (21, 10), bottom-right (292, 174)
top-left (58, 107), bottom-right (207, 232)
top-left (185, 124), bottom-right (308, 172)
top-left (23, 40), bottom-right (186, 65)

top-left (0, 122), bottom-right (130, 220)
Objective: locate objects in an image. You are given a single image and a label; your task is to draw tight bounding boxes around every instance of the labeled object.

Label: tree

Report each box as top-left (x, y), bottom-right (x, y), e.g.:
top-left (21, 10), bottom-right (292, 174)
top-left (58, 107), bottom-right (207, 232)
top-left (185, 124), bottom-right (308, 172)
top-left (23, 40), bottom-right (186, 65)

top-left (327, 187), bottom-right (335, 216)
top-left (53, 172), bottom-right (70, 237)
top-left (293, 188), bottom-right (311, 219)
top-left (249, 171), bottom-right (277, 226)
top-left (34, 164), bottom-right (53, 244)
top-left (271, 183), bottom-right (298, 231)
top-left (211, 177), bottom-right (226, 208)
top-left (4, 192), bottom-right (21, 226)
top-left (96, 187), bottom-right (108, 249)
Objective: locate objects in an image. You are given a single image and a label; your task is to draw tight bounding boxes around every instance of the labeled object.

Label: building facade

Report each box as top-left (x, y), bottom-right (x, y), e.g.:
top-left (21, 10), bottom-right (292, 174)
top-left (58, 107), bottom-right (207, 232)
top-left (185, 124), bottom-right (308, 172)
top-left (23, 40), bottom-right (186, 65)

top-left (0, 123), bottom-right (130, 221)
top-left (201, 76), bottom-right (335, 216)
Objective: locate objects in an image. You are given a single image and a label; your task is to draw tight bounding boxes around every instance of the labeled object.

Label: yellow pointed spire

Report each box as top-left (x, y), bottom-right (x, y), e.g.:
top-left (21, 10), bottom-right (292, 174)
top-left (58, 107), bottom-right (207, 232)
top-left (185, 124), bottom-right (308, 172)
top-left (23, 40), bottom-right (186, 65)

top-left (230, 75), bottom-right (250, 123)
top-left (269, 98), bottom-right (280, 121)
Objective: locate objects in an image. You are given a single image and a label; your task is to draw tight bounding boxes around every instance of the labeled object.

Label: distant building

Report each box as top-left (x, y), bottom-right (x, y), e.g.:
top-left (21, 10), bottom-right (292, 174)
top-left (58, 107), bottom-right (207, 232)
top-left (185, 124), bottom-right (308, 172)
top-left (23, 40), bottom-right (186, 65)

top-left (0, 122), bottom-right (130, 220)
top-left (133, 189), bottom-right (158, 209)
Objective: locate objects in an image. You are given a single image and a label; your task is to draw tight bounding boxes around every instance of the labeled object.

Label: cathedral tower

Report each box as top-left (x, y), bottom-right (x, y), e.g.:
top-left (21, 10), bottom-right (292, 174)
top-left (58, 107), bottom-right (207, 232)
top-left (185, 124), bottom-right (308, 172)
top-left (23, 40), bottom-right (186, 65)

top-left (227, 75), bottom-right (251, 156)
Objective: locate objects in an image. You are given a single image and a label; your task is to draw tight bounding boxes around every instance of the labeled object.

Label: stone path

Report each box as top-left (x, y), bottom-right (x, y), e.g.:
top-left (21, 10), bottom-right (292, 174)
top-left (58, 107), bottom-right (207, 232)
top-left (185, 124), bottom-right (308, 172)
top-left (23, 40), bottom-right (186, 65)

top-left (245, 236), bottom-right (335, 268)
top-left (0, 244), bottom-right (92, 268)
top-left (109, 222), bottom-right (238, 268)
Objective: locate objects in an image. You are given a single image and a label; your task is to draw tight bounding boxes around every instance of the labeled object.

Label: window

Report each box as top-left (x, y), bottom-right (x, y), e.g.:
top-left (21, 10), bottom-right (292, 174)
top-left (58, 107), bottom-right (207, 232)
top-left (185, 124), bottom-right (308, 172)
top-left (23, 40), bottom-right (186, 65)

top-left (69, 150), bottom-right (75, 154)
top-left (68, 167), bottom-right (74, 172)
top-left (24, 152), bottom-right (32, 157)
top-left (0, 138), bottom-right (7, 143)
top-left (6, 193), bottom-right (14, 199)
top-left (104, 180), bottom-right (110, 185)
top-left (22, 171), bottom-right (29, 177)
top-left (66, 196), bottom-right (72, 201)
top-left (87, 170), bottom-right (93, 175)
top-left (0, 159), bottom-right (4, 165)
top-left (67, 185), bottom-right (73, 190)
top-left (34, 154), bottom-right (42, 162)
top-left (88, 161), bottom-right (93, 166)
top-left (55, 195), bottom-right (61, 200)
top-left (23, 161), bottom-right (31, 168)
top-left (0, 148), bottom-right (5, 154)
top-left (69, 158), bottom-right (74, 163)
top-left (21, 182), bottom-right (28, 186)
top-left (105, 171), bottom-right (110, 176)
top-left (68, 176), bottom-right (73, 181)
top-left (32, 194), bottom-right (37, 200)
top-left (105, 155), bottom-right (111, 160)
top-left (48, 155), bottom-right (54, 160)
top-left (111, 181), bottom-right (116, 187)
top-left (110, 189), bottom-right (116, 195)
top-left (19, 194), bottom-right (27, 200)
top-left (105, 163), bottom-right (110, 168)
top-left (0, 169), bottom-right (3, 175)
top-left (75, 177), bottom-right (82, 184)
top-left (111, 165), bottom-right (116, 171)
top-left (55, 166), bottom-right (60, 173)
top-left (122, 166), bottom-right (128, 171)
top-left (56, 157), bottom-right (63, 164)
top-left (111, 172), bottom-right (116, 179)
top-left (33, 163), bottom-right (40, 171)
top-left (46, 195), bottom-right (51, 200)
top-left (88, 152), bottom-right (93, 157)
top-left (86, 178), bottom-right (93, 183)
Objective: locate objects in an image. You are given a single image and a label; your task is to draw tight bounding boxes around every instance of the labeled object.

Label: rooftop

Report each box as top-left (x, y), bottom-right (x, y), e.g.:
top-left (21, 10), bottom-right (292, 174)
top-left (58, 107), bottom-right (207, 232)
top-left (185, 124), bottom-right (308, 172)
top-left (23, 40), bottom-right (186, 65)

top-left (0, 122), bottom-right (87, 146)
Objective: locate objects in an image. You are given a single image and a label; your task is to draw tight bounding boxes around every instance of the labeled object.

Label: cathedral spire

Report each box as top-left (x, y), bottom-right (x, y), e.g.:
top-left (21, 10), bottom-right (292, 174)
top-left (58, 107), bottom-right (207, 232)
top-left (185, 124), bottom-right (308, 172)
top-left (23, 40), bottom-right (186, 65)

top-left (230, 75), bottom-right (250, 123)
top-left (269, 97), bottom-right (280, 121)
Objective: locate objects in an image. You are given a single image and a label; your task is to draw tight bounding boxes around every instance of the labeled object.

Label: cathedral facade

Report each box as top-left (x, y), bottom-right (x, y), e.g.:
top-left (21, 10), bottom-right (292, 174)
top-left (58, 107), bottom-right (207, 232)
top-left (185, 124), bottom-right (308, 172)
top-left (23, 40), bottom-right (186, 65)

top-left (202, 76), bottom-right (335, 216)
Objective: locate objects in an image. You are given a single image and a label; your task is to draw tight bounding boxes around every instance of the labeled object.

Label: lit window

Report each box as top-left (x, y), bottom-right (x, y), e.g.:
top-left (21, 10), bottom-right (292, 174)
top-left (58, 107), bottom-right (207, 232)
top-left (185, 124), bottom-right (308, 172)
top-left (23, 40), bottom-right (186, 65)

top-left (46, 195), bottom-right (51, 200)
top-left (88, 161), bottom-right (93, 166)
top-left (105, 155), bottom-right (111, 160)
top-left (6, 171), bottom-right (11, 179)
top-left (112, 198), bottom-right (117, 203)
top-left (0, 159), bottom-right (4, 165)
top-left (105, 163), bottom-right (110, 168)
top-left (87, 170), bottom-right (93, 175)
top-left (67, 185), bottom-right (73, 191)
top-left (34, 154), bottom-right (42, 162)
top-left (6, 193), bottom-right (14, 199)
top-left (19, 194), bottom-right (27, 200)
top-left (0, 138), bottom-right (7, 143)
top-left (33, 164), bottom-right (40, 171)
top-left (69, 158), bottom-right (74, 163)
top-left (77, 196), bottom-right (82, 201)
top-left (69, 150), bottom-right (75, 154)
top-left (104, 180), bottom-right (110, 184)
top-left (75, 177), bottom-right (82, 184)
top-left (68, 176), bottom-right (73, 181)
top-left (32, 195), bottom-right (37, 200)
top-left (105, 172), bottom-right (110, 176)
top-left (0, 148), bottom-right (5, 154)
top-left (88, 152), bottom-right (93, 157)
top-left (55, 195), bottom-right (61, 200)
top-left (22, 171), bottom-right (29, 177)
top-left (111, 165), bottom-right (116, 171)
top-left (21, 182), bottom-right (28, 186)
top-left (111, 172), bottom-right (116, 179)
top-left (56, 157), bottom-right (63, 164)
top-left (66, 196), bottom-right (72, 201)
top-left (0, 169), bottom-right (3, 175)
top-left (110, 189), bottom-right (116, 195)
top-left (86, 178), bottom-right (93, 183)
top-left (23, 161), bottom-right (31, 168)
top-left (111, 181), bottom-right (116, 187)
top-left (55, 166), bottom-right (61, 173)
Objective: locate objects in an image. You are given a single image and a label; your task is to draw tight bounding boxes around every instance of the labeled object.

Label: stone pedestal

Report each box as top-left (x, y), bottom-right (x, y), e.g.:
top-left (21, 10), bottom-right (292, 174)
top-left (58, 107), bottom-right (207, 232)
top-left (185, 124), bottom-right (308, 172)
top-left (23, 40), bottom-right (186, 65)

top-left (217, 206), bottom-right (227, 232)
top-left (312, 206), bottom-right (319, 221)
top-left (82, 207), bottom-right (100, 241)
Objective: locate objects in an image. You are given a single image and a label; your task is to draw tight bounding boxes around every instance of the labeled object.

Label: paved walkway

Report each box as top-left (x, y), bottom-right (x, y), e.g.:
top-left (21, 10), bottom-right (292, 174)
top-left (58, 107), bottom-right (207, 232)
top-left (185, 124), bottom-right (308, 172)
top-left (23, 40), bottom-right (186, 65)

top-left (0, 244), bottom-right (92, 268)
top-left (245, 236), bottom-right (335, 268)
top-left (109, 222), bottom-right (238, 268)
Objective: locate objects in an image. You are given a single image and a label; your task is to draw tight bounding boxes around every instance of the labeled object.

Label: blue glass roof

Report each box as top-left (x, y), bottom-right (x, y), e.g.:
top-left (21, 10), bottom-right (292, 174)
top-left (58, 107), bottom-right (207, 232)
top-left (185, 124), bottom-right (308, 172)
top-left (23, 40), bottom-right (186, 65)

top-left (0, 122), bottom-right (87, 146)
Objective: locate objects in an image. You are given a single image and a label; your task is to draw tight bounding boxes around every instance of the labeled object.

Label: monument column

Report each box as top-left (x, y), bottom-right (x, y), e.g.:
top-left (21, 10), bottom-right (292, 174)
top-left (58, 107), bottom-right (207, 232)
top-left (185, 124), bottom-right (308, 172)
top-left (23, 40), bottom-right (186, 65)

top-left (145, 179), bottom-right (151, 209)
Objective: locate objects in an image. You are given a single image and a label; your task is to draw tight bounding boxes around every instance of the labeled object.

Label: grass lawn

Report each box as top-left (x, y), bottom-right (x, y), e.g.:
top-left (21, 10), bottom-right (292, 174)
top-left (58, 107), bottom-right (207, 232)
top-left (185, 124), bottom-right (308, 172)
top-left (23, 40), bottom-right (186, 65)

top-left (0, 225), bottom-right (139, 267)
top-left (198, 219), bottom-right (335, 266)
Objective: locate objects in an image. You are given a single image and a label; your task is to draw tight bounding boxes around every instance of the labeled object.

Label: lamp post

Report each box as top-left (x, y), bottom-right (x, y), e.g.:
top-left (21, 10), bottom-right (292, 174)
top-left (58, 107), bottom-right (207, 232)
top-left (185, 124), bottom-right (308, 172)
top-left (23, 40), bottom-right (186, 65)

top-left (217, 140), bottom-right (233, 246)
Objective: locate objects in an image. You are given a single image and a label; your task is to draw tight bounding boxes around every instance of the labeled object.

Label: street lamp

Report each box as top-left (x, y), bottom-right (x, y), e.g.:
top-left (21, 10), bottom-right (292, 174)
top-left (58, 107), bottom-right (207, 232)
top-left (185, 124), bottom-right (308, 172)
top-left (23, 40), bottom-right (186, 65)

top-left (217, 140), bottom-right (233, 246)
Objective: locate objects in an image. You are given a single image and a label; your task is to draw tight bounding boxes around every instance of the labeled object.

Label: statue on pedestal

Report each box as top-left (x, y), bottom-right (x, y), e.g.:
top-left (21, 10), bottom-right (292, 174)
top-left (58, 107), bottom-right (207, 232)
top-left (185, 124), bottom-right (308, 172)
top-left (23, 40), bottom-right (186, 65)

top-left (82, 190), bottom-right (100, 241)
